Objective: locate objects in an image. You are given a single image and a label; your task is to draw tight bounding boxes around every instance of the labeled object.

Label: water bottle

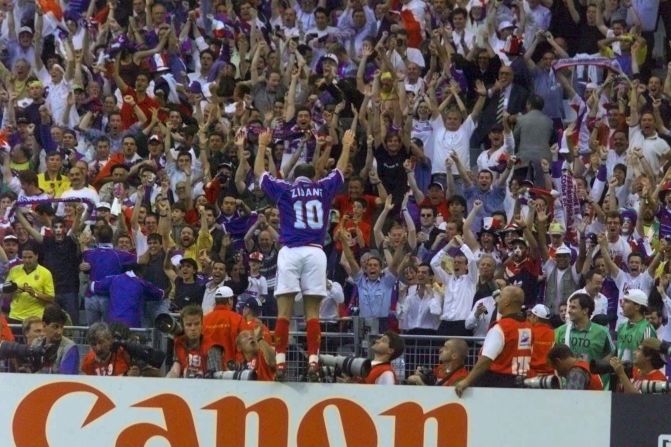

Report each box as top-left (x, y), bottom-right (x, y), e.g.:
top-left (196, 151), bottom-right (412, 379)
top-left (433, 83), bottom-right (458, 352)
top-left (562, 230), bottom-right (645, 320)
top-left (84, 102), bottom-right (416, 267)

top-left (391, 355), bottom-right (406, 383)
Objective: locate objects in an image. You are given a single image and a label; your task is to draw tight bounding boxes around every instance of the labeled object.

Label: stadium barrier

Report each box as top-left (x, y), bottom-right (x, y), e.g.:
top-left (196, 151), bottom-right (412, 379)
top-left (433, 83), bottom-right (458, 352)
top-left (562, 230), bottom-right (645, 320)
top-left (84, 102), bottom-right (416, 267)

top-left (4, 374), bottom-right (612, 447)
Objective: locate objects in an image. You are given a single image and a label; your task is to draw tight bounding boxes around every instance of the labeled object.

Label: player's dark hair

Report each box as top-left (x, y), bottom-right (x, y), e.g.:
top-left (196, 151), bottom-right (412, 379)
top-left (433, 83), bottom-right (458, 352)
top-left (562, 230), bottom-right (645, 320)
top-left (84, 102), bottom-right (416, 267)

top-left (294, 163), bottom-right (315, 179)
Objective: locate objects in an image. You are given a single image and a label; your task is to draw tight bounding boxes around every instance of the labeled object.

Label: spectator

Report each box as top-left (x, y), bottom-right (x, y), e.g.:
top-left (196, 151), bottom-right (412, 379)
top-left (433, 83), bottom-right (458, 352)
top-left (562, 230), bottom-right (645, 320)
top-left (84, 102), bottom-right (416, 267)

top-left (7, 242), bottom-right (55, 323)
top-left (398, 262), bottom-right (440, 335)
top-left (430, 235), bottom-right (478, 336)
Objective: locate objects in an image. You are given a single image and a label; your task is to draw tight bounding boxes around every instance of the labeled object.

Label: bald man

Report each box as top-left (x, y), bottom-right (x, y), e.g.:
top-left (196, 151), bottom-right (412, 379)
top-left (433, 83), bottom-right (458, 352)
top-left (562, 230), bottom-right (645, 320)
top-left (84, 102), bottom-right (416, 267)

top-left (407, 338), bottom-right (469, 386)
top-left (455, 286), bottom-right (533, 396)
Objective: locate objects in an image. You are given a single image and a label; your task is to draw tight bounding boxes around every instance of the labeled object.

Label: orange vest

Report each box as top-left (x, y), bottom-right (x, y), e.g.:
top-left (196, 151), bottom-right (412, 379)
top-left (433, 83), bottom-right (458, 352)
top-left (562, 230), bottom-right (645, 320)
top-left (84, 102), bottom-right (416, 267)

top-left (203, 306), bottom-right (243, 366)
top-left (574, 360), bottom-right (604, 390)
top-left (489, 317), bottom-right (533, 376)
top-left (528, 322), bottom-right (555, 377)
top-left (365, 362), bottom-right (397, 384)
top-left (174, 335), bottom-right (218, 378)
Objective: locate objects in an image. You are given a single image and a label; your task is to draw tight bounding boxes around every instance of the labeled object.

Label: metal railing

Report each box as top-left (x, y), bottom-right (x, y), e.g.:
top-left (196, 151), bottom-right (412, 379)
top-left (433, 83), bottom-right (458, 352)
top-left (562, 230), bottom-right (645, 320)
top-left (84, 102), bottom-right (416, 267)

top-left (2, 319), bottom-right (485, 381)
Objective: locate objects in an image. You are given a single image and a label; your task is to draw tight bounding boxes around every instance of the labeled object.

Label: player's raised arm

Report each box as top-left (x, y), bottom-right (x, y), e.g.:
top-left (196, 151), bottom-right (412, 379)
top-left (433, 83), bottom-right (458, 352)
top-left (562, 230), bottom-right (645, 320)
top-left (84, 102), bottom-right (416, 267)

top-left (255, 130), bottom-right (273, 179)
top-left (336, 129), bottom-right (355, 173)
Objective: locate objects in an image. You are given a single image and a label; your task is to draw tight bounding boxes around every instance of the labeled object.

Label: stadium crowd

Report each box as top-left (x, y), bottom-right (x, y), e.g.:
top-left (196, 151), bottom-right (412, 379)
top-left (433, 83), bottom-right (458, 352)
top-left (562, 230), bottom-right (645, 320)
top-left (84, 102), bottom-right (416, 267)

top-left (0, 0), bottom-right (668, 389)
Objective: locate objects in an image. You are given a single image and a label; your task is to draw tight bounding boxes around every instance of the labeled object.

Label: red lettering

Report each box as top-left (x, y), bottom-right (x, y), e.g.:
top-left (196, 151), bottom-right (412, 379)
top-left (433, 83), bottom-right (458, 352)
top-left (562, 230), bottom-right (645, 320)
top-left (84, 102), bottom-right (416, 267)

top-left (13, 382), bottom-right (115, 447)
top-left (382, 402), bottom-right (468, 447)
top-left (297, 398), bottom-right (377, 446)
top-left (115, 394), bottom-right (198, 447)
top-left (203, 396), bottom-right (289, 446)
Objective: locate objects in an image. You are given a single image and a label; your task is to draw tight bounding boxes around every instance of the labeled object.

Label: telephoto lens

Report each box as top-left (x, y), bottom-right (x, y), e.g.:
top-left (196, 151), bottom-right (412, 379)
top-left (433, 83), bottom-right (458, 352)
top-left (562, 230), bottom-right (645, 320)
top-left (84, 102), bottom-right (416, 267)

top-left (639, 380), bottom-right (670, 394)
top-left (521, 375), bottom-right (561, 389)
top-left (154, 313), bottom-right (184, 337)
top-left (212, 370), bottom-right (258, 381)
top-left (319, 354), bottom-right (372, 378)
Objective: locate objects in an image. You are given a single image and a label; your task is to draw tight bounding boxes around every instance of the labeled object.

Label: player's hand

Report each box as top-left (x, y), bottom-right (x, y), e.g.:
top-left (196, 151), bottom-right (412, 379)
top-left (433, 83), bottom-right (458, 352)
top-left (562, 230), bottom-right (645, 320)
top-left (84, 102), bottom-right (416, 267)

top-left (342, 129), bottom-right (355, 149)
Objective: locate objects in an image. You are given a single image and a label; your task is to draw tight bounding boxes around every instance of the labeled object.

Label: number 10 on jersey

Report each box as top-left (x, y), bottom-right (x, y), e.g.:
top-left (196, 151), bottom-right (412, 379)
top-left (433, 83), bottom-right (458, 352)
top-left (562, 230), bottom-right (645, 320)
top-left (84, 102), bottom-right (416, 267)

top-left (293, 199), bottom-right (324, 230)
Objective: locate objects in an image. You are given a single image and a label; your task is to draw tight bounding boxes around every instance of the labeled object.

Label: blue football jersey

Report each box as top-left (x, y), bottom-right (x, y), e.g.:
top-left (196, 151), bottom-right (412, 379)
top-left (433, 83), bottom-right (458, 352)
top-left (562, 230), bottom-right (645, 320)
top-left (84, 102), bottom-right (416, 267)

top-left (260, 170), bottom-right (343, 247)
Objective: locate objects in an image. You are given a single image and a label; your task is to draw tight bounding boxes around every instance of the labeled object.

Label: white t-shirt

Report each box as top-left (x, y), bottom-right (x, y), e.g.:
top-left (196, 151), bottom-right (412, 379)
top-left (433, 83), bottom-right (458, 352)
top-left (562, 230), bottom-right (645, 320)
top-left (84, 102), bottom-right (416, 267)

top-left (431, 115), bottom-right (476, 175)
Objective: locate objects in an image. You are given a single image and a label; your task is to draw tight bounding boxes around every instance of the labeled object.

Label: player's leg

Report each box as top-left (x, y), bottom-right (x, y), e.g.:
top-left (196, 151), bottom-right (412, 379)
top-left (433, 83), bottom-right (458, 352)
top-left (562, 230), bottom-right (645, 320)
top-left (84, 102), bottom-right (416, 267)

top-left (274, 247), bottom-right (303, 379)
top-left (300, 247), bottom-right (328, 380)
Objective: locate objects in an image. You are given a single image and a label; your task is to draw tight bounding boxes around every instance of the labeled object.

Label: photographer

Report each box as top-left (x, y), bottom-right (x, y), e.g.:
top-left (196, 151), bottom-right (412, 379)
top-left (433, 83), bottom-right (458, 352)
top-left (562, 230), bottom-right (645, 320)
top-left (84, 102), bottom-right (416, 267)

top-left (166, 305), bottom-right (224, 379)
top-left (528, 304), bottom-right (555, 378)
top-left (406, 338), bottom-right (469, 386)
top-left (33, 304), bottom-right (79, 375)
top-left (203, 286), bottom-right (243, 368)
top-left (236, 326), bottom-right (276, 381)
top-left (364, 331), bottom-right (405, 385)
top-left (81, 322), bottom-right (131, 376)
top-left (547, 344), bottom-right (603, 391)
top-left (609, 338), bottom-right (667, 394)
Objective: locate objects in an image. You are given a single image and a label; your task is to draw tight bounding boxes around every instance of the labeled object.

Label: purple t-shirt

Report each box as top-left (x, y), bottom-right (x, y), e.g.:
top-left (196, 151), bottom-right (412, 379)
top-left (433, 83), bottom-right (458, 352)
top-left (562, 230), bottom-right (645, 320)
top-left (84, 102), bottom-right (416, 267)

top-left (260, 170), bottom-right (343, 247)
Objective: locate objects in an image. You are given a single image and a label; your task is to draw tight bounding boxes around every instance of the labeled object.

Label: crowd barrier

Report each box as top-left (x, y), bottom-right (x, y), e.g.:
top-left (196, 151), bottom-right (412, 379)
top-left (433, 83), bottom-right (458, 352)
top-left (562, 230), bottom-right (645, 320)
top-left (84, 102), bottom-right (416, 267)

top-left (3, 374), bottom-right (616, 446)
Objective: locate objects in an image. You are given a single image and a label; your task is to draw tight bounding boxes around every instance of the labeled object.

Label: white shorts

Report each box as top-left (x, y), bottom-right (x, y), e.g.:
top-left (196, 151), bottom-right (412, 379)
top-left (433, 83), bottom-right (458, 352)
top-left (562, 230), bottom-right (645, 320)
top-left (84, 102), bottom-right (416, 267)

top-left (274, 246), bottom-right (327, 297)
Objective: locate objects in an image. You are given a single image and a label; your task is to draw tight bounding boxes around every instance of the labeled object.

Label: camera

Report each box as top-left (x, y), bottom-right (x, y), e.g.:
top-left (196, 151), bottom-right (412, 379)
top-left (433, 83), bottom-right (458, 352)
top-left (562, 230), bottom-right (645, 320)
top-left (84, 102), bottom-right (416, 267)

top-left (155, 313), bottom-right (183, 337)
top-left (212, 369), bottom-right (257, 381)
top-left (590, 359), bottom-right (633, 376)
top-left (405, 366), bottom-right (437, 385)
top-left (0, 340), bottom-right (57, 372)
top-left (520, 375), bottom-right (561, 389)
top-left (319, 354), bottom-right (371, 379)
top-left (112, 338), bottom-right (166, 369)
top-left (0, 281), bottom-right (17, 293)
top-left (639, 380), bottom-right (669, 394)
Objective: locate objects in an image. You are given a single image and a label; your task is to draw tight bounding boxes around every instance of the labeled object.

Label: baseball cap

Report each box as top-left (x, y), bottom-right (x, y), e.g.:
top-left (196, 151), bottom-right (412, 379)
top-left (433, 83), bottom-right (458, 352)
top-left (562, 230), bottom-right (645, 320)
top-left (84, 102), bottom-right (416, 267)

top-left (530, 304), bottom-right (550, 319)
top-left (96, 202), bottom-right (112, 210)
top-left (249, 252), bottom-right (264, 262)
top-left (497, 21), bottom-right (516, 32)
top-left (3, 234), bottom-right (18, 242)
top-left (243, 298), bottom-right (261, 314)
top-left (18, 26), bottom-right (33, 35)
top-left (188, 81), bottom-right (203, 95)
top-left (148, 134), bottom-right (162, 144)
top-left (623, 289), bottom-right (648, 307)
top-left (322, 53), bottom-right (338, 65)
top-left (214, 286), bottom-right (234, 299)
top-left (512, 237), bottom-right (528, 246)
top-left (555, 244), bottom-right (571, 256)
top-left (179, 258), bottom-right (198, 270)
top-left (428, 182), bottom-right (445, 191)
top-left (548, 221), bottom-right (565, 235)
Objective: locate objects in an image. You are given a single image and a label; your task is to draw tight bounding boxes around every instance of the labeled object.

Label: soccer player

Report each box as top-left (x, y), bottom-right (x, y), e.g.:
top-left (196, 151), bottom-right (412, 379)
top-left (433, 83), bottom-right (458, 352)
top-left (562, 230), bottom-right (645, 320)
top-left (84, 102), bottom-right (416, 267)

top-left (254, 128), bottom-right (354, 380)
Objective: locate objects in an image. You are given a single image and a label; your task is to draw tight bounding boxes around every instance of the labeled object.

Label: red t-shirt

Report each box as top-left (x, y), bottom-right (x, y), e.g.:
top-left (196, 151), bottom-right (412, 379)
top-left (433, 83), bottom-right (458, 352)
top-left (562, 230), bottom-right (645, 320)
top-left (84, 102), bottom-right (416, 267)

top-left (333, 194), bottom-right (379, 225)
top-left (203, 306), bottom-right (243, 366)
top-left (247, 352), bottom-right (275, 381)
top-left (81, 349), bottom-right (131, 376)
top-left (120, 86), bottom-right (161, 130)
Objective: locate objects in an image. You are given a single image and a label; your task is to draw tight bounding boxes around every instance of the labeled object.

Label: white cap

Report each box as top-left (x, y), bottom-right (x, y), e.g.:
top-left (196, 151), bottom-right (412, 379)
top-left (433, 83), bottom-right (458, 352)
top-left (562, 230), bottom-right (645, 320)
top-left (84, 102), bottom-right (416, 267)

top-left (531, 304), bottom-right (550, 319)
top-left (623, 289), bottom-right (648, 307)
top-left (96, 202), bottom-right (112, 210)
top-left (498, 21), bottom-right (516, 32)
top-left (555, 244), bottom-right (571, 256)
top-left (322, 53), bottom-right (339, 65)
top-left (214, 286), bottom-right (234, 299)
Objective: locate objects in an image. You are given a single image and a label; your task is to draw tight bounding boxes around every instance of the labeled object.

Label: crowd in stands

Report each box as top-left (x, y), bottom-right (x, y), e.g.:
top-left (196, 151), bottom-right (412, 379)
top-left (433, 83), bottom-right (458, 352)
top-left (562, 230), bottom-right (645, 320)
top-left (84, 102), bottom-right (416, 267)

top-left (0, 0), bottom-right (669, 386)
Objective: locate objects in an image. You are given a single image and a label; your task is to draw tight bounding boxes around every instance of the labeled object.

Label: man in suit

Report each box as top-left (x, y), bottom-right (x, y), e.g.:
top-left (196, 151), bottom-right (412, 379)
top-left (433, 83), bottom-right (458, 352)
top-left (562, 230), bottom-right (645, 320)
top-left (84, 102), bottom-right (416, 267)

top-left (470, 65), bottom-right (528, 162)
top-left (514, 94), bottom-right (555, 185)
